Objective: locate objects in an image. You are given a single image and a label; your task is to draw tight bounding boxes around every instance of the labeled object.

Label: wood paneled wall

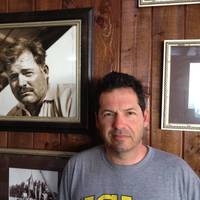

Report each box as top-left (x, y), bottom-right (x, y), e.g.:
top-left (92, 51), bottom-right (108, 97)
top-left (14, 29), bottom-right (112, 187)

top-left (0, 0), bottom-right (199, 176)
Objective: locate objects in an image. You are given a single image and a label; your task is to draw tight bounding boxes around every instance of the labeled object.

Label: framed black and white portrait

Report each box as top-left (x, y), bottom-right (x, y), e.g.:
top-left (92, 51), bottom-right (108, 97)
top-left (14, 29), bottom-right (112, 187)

top-left (9, 168), bottom-right (58, 200)
top-left (0, 8), bottom-right (92, 132)
top-left (0, 148), bottom-right (73, 200)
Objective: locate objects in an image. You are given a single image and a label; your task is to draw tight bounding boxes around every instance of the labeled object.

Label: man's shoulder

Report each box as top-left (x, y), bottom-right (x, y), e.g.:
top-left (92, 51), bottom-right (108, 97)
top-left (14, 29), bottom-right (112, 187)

top-left (57, 83), bottom-right (76, 95)
top-left (69, 145), bottom-right (103, 164)
top-left (7, 103), bottom-right (27, 116)
top-left (150, 146), bottom-right (185, 164)
top-left (7, 105), bottom-right (19, 116)
top-left (150, 146), bottom-right (196, 174)
top-left (46, 83), bottom-right (76, 99)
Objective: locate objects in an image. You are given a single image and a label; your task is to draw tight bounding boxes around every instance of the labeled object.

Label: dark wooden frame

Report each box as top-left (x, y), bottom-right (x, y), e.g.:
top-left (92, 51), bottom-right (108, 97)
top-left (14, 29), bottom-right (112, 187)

top-left (161, 39), bottom-right (200, 131)
top-left (138, 0), bottom-right (200, 7)
top-left (0, 8), bottom-right (93, 132)
top-left (0, 148), bottom-right (73, 200)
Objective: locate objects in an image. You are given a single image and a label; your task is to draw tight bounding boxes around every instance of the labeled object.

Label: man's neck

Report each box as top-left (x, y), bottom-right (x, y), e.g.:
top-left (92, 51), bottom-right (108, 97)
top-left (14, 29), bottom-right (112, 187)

top-left (105, 144), bottom-right (148, 165)
top-left (25, 102), bottom-right (42, 116)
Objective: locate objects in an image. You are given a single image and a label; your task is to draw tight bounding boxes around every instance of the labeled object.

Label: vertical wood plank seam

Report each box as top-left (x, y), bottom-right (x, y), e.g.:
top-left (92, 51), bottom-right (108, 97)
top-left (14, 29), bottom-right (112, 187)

top-left (32, 0), bottom-right (36, 11)
top-left (5, 1), bottom-right (9, 148)
top-left (62, 0), bottom-right (64, 8)
top-left (6, 131), bottom-right (8, 148)
top-left (6, 0), bottom-right (8, 12)
top-left (119, 0), bottom-right (122, 72)
top-left (182, 131), bottom-right (185, 159)
top-left (149, 6), bottom-right (153, 146)
top-left (184, 5), bottom-right (187, 39)
top-left (182, 5), bottom-right (187, 159)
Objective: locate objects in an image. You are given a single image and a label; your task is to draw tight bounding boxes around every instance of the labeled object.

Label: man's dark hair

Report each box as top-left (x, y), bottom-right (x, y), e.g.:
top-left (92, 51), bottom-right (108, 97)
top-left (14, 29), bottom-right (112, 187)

top-left (95, 71), bottom-right (146, 113)
top-left (0, 38), bottom-right (46, 71)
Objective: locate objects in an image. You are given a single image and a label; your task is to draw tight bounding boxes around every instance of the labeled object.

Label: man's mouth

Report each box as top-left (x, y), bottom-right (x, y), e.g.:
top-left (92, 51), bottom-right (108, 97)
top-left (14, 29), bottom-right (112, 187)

top-left (111, 129), bottom-right (130, 139)
top-left (113, 134), bottom-right (129, 141)
top-left (18, 88), bottom-right (34, 96)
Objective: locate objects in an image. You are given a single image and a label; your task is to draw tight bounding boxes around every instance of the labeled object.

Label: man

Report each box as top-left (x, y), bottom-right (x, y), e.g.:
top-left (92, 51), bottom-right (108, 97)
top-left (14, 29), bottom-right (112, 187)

top-left (0, 38), bottom-right (76, 117)
top-left (59, 71), bottom-right (200, 200)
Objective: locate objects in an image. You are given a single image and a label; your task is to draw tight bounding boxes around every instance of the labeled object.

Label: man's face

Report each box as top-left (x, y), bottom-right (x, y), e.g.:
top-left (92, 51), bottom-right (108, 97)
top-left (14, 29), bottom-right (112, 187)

top-left (6, 50), bottom-right (48, 106)
top-left (96, 87), bottom-right (149, 155)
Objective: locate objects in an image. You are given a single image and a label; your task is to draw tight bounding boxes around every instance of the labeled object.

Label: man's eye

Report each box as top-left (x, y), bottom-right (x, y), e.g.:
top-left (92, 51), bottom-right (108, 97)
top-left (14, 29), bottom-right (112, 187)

top-left (103, 112), bottom-right (114, 117)
top-left (24, 72), bottom-right (33, 77)
top-left (127, 111), bottom-right (136, 116)
top-left (9, 74), bottom-right (18, 81)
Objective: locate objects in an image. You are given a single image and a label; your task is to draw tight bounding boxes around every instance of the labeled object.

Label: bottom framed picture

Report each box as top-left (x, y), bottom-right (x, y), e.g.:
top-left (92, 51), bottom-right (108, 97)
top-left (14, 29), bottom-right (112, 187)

top-left (0, 148), bottom-right (73, 200)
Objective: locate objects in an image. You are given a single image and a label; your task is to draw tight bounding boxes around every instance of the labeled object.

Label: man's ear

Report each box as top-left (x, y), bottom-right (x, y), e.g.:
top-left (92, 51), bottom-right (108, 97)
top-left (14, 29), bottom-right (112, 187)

top-left (143, 109), bottom-right (149, 128)
top-left (43, 65), bottom-right (49, 74)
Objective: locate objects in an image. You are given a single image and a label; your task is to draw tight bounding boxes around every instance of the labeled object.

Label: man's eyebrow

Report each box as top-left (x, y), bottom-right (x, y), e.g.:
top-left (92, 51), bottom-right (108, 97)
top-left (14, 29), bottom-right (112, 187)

top-left (21, 68), bottom-right (33, 72)
top-left (114, 106), bottom-right (134, 110)
top-left (8, 73), bottom-right (17, 78)
top-left (101, 109), bottom-right (114, 113)
top-left (101, 108), bottom-right (137, 113)
top-left (124, 107), bottom-right (136, 111)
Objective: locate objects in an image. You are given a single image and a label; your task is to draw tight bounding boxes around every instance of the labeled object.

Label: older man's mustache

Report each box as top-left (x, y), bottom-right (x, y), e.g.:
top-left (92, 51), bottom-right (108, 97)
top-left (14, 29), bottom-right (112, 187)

top-left (17, 87), bottom-right (34, 95)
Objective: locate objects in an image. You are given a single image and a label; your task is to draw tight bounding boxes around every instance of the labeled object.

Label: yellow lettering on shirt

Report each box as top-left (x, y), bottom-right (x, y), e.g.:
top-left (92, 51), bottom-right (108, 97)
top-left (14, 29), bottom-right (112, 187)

top-left (84, 196), bottom-right (95, 200)
top-left (98, 194), bottom-right (117, 200)
top-left (83, 194), bottom-right (133, 200)
top-left (122, 195), bottom-right (133, 200)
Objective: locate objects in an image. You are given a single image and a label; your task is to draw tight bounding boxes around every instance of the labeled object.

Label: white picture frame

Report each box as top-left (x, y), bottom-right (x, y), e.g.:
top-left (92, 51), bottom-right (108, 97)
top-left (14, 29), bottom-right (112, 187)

top-left (138, 0), bottom-right (200, 7)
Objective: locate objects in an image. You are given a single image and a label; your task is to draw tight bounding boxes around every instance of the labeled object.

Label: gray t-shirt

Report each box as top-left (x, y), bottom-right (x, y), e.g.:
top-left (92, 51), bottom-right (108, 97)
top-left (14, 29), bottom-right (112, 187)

top-left (58, 145), bottom-right (200, 200)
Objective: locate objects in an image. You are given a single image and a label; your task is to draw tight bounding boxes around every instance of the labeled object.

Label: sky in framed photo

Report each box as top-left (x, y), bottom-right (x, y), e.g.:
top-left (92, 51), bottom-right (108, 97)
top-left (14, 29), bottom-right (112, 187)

top-left (0, 25), bottom-right (77, 116)
top-left (9, 167), bottom-right (58, 200)
top-left (188, 63), bottom-right (200, 118)
top-left (46, 25), bottom-right (76, 85)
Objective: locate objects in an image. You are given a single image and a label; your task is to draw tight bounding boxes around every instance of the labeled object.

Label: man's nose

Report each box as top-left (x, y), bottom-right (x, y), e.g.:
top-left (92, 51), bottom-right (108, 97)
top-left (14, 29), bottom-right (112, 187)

top-left (18, 74), bottom-right (27, 86)
top-left (113, 113), bottom-right (126, 129)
